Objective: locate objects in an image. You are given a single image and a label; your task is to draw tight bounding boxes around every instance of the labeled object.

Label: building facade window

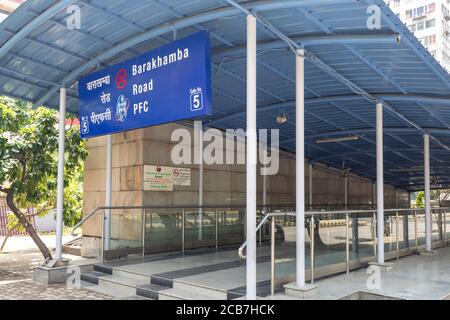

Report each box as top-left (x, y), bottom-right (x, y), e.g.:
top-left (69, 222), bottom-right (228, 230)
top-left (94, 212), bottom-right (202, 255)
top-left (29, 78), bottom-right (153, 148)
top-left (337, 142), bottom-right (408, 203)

top-left (405, 3), bottom-right (435, 19)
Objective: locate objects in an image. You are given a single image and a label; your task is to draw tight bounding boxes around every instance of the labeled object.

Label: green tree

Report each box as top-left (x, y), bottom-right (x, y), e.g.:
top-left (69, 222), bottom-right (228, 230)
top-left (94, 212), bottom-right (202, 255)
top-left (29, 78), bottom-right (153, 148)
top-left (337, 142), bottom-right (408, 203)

top-left (416, 191), bottom-right (424, 208)
top-left (0, 97), bottom-right (87, 260)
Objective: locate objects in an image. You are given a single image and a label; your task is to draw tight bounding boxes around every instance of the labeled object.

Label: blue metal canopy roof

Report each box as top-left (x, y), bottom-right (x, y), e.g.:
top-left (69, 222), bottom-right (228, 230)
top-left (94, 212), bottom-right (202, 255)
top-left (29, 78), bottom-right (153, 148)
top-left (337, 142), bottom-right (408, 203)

top-left (1, 0), bottom-right (450, 191)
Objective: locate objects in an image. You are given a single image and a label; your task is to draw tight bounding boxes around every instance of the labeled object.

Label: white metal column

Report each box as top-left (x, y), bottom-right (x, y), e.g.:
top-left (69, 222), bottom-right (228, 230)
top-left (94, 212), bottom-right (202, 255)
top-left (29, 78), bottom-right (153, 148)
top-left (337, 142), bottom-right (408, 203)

top-left (55, 87), bottom-right (66, 261)
top-left (424, 133), bottom-right (432, 251)
top-left (309, 163), bottom-right (313, 210)
top-left (104, 134), bottom-right (112, 251)
top-left (246, 14), bottom-right (257, 300)
top-left (345, 174), bottom-right (348, 209)
top-left (373, 182), bottom-right (376, 206)
top-left (376, 102), bottom-right (385, 264)
top-left (196, 121), bottom-right (204, 241)
top-left (296, 49), bottom-right (306, 287)
top-left (263, 148), bottom-right (267, 210)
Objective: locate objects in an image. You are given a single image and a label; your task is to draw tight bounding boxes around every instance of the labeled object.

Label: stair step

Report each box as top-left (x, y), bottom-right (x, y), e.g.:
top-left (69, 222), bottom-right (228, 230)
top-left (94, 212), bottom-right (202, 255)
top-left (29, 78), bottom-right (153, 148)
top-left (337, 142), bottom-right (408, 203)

top-left (93, 264), bottom-right (113, 275)
top-left (81, 271), bottom-right (109, 285)
top-left (173, 279), bottom-right (228, 300)
top-left (81, 280), bottom-right (131, 298)
top-left (98, 275), bottom-right (149, 296)
top-left (113, 269), bottom-right (151, 283)
top-left (136, 284), bottom-right (170, 300)
top-left (121, 295), bottom-right (152, 300)
top-left (158, 287), bottom-right (222, 300)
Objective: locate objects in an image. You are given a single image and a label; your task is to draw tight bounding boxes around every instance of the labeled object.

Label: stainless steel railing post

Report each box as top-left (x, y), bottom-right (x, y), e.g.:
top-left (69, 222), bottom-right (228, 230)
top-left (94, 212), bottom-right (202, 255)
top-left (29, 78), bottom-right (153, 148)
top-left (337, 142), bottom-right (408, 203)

top-left (182, 209), bottom-right (185, 254)
top-left (270, 217), bottom-right (275, 296)
top-left (142, 209), bottom-right (146, 258)
top-left (101, 210), bottom-right (105, 263)
top-left (310, 216), bottom-right (315, 283)
top-left (444, 210), bottom-right (447, 246)
top-left (346, 213), bottom-right (350, 275)
top-left (373, 212), bottom-right (377, 258)
top-left (396, 211), bottom-right (399, 260)
top-left (414, 210), bottom-right (418, 249)
top-left (215, 209), bottom-right (219, 249)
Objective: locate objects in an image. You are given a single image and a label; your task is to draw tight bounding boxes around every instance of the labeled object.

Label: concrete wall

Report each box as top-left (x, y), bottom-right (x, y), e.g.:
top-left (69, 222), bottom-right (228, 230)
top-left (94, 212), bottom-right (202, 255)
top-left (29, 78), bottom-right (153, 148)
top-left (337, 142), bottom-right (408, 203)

top-left (82, 122), bottom-right (409, 242)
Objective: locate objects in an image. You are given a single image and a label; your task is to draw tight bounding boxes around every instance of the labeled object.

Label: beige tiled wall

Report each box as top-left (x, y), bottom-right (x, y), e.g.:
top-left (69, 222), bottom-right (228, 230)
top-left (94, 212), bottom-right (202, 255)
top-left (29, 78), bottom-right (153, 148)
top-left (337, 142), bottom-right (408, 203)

top-left (82, 123), bottom-right (408, 240)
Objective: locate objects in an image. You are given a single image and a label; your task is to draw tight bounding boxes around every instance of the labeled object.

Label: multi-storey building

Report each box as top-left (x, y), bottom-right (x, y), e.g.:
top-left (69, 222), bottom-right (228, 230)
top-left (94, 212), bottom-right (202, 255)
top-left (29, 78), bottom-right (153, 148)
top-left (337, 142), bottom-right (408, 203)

top-left (0, 0), bottom-right (25, 23)
top-left (387, 0), bottom-right (450, 71)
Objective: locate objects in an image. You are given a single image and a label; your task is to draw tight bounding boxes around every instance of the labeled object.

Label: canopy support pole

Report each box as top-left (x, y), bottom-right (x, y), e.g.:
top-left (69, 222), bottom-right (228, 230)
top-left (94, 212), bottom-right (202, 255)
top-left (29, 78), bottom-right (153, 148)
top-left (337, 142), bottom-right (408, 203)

top-left (284, 49), bottom-right (318, 298)
top-left (246, 14), bottom-right (257, 300)
top-left (55, 87), bottom-right (66, 261)
top-left (104, 135), bottom-right (112, 251)
top-left (309, 163), bottom-right (313, 210)
top-left (296, 49), bottom-right (306, 288)
top-left (424, 133), bottom-right (432, 252)
top-left (376, 102), bottom-right (385, 264)
top-left (196, 121), bottom-right (204, 241)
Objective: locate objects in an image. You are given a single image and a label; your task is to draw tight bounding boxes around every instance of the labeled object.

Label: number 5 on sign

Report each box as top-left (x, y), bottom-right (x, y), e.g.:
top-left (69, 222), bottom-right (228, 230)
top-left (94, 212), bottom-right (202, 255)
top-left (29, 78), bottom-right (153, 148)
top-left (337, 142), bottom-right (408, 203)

top-left (190, 88), bottom-right (204, 111)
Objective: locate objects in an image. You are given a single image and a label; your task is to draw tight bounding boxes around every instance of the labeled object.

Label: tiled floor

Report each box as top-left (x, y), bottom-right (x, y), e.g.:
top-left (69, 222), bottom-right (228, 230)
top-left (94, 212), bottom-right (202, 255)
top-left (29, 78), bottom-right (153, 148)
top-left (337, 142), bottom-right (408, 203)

top-left (272, 246), bottom-right (450, 300)
top-left (0, 280), bottom-right (113, 300)
top-left (0, 250), bottom-right (112, 300)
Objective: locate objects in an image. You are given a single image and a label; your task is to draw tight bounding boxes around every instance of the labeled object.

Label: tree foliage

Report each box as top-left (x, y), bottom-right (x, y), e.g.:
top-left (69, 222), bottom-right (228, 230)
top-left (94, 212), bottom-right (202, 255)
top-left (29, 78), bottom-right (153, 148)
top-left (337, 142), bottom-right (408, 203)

top-left (416, 191), bottom-right (424, 208)
top-left (0, 96), bottom-right (87, 259)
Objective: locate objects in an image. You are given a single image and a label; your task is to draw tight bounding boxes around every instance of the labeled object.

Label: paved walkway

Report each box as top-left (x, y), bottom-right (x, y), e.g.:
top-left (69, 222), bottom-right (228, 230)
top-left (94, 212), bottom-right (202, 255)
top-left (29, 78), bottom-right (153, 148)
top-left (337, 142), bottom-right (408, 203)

top-left (1, 234), bottom-right (75, 253)
top-left (271, 246), bottom-right (450, 300)
top-left (0, 280), bottom-right (112, 300)
top-left (0, 242), bottom-right (112, 300)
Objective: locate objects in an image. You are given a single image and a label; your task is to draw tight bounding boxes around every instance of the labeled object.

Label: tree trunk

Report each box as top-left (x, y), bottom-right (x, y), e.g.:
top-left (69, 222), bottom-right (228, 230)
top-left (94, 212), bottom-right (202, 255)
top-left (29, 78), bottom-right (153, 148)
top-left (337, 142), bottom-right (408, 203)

top-left (0, 233), bottom-right (10, 252)
top-left (5, 192), bottom-right (53, 260)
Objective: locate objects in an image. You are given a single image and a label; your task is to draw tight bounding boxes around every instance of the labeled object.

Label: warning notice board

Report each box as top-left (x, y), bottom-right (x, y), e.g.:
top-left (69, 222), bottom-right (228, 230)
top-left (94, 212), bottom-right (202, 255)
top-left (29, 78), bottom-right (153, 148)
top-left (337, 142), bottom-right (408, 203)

top-left (143, 165), bottom-right (191, 191)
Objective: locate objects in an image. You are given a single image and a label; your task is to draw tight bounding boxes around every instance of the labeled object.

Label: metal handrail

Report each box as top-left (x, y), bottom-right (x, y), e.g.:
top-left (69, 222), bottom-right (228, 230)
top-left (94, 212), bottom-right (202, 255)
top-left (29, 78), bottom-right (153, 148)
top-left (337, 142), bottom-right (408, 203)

top-left (73, 205), bottom-right (446, 243)
top-left (238, 212), bottom-right (296, 259)
top-left (71, 204), bottom-right (247, 236)
top-left (72, 207), bottom-right (101, 236)
top-left (238, 207), bottom-right (449, 296)
top-left (238, 207), bottom-right (449, 259)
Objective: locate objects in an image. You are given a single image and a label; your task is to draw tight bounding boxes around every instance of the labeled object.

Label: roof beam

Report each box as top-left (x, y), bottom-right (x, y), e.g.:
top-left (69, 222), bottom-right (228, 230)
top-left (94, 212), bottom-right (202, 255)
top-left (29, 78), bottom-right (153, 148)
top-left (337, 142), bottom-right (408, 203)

top-left (365, 0), bottom-right (450, 89)
top-left (291, 5), bottom-right (449, 159)
top-left (32, 0), bottom-right (355, 107)
top-left (213, 33), bottom-right (400, 60)
top-left (305, 127), bottom-right (450, 140)
top-left (313, 148), bottom-right (450, 162)
top-left (208, 93), bottom-right (450, 126)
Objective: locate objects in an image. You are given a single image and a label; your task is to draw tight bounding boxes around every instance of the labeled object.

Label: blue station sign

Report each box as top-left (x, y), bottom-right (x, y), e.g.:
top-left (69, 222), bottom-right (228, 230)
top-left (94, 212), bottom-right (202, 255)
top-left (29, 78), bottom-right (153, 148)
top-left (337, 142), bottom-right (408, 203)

top-left (78, 31), bottom-right (212, 139)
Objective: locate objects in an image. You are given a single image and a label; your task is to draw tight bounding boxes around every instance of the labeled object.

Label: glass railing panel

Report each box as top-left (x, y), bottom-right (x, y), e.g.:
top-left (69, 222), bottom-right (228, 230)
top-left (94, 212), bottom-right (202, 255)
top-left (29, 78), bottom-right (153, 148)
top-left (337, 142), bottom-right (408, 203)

top-left (314, 213), bottom-right (347, 270)
top-left (417, 213), bottom-right (426, 246)
top-left (273, 214), bottom-right (297, 289)
top-left (409, 211), bottom-right (417, 248)
top-left (445, 210), bottom-right (450, 242)
top-left (384, 212), bottom-right (396, 254)
top-left (217, 208), bottom-right (245, 246)
top-left (397, 211), bottom-right (410, 250)
top-left (354, 212), bottom-right (375, 260)
top-left (107, 208), bottom-right (143, 261)
top-left (80, 210), bottom-right (104, 259)
top-left (184, 209), bottom-right (217, 250)
top-left (431, 211), bottom-right (443, 242)
top-left (144, 208), bottom-right (182, 254)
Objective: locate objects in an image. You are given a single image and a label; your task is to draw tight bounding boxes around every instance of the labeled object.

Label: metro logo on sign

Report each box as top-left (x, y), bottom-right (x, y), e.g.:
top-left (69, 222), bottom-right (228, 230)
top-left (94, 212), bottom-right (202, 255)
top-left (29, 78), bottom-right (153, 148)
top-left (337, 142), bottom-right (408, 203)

top-left (78, 31), bottom-right (212, 139)
top-left (115, 69), bottom-right (128, 90)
